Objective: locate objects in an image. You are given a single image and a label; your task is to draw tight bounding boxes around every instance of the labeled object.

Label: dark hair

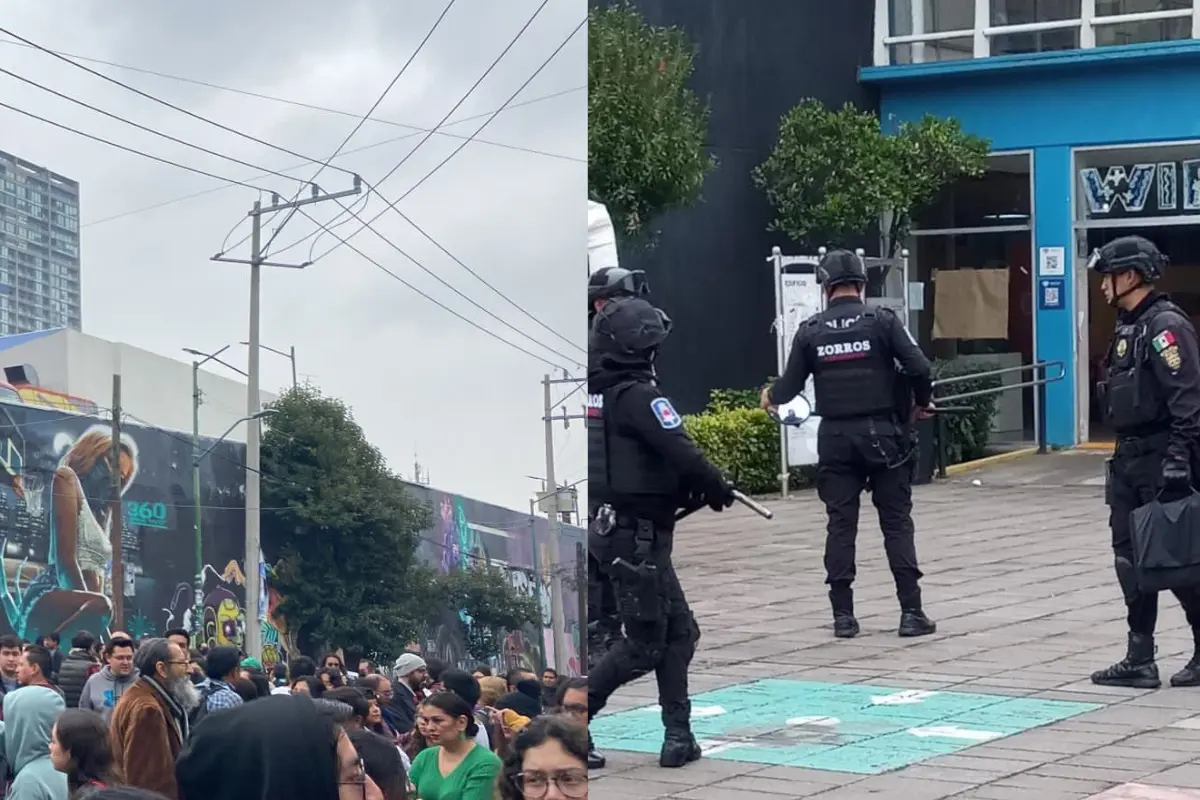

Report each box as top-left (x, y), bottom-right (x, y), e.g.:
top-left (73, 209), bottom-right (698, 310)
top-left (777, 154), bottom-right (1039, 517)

top-left (348, 728), bottom-right (409, 800)
top-left (22, 644), bottom-right (52, 678)
top-left (542, 668), bottom-right (557, 677)
top-left (54, 708), bottom-right (117, 793)
top-left (322, 652), bottom-right (345, 670)
top-left (204, 646), bottom-right (241, 681)
top-left (506, 668), bottom-right (528, 688)
top-left (41, 632), bottom-right (60, 645)
top-left (317, 667), bottom-right (345, 688)
top-left (420, 692), bottom-right (478, 738)
top-left (425, 658), bottom-right (446, 684)
top-left (0, 635), bottom-right (20, 651)
top-left (289, 655), bottom-right (317, 679)
top-left (272, 662), bottom-right (288, 683)
top-left (231, 678), bottom-right (259, 703)
top-left (164, 628), bottom-right (190, 642)
top-left (499, 715), bottom-right (587, 800)
top-left (104, 637), bottom-right (134, 658)
top-left (292, 676), bottom-right (325, 697)
top-left (247, 672), bottom-right (271, 699)
top-left (440, 668), bottom-right (480, 707)
top-left (554, 677), bottom-right (587, 708)
top-left (70, 631), bottom-right (96, 652)
top-left (473, 664), bottom-right (493, 677)
top-left (325, 686), bottom-right (371, 721)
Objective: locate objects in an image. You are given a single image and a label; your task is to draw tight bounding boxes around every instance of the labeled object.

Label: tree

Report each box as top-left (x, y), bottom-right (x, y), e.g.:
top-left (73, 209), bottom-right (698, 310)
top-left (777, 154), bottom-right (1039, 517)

top-left (589, 3), bottom-right (715, 237)
top-left (753, 99), bottom-right (990, 253)
top-left (437, 564), bottom-right (542, 663)
top-left (260, 386), bottom-right (540, 663)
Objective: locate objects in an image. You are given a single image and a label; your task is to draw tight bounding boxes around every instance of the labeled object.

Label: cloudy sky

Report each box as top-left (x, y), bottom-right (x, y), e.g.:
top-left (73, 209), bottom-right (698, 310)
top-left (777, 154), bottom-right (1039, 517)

top-left (0, 0), bottom-right (587, 511)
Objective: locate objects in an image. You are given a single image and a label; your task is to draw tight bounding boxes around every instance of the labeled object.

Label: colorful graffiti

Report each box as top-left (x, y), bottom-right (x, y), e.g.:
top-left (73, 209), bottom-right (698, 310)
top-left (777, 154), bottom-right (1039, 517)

top-left (0, 399), bottom-right (246, 644)
top-left (411, 486), bottom-right (585, 676)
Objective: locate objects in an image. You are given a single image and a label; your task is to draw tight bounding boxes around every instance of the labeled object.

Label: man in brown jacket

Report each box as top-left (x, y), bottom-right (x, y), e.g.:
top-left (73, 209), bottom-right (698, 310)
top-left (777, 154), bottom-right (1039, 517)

top-left (109, 637), bottom-right (201, 799)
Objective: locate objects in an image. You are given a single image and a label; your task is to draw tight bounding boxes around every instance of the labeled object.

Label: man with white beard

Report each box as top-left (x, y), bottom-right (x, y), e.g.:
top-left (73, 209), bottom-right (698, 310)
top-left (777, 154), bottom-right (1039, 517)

top-left (109, 637), bottom-right (200, 799)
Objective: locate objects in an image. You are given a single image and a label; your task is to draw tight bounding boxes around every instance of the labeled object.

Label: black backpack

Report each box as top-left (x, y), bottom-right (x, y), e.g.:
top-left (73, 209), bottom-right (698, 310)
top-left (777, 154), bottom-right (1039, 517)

top-left (187, 682), bottom-right (221, 731)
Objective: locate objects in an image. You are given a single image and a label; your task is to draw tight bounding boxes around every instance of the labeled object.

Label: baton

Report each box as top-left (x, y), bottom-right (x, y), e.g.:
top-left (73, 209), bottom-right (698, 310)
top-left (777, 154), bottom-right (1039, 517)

top-left (732, 489), bottom-right (774, 519)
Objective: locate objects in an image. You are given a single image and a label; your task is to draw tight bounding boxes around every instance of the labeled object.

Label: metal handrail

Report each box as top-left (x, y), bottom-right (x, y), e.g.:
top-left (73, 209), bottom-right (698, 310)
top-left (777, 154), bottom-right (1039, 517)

top-left (926, 361), bottom-right (1066, 479)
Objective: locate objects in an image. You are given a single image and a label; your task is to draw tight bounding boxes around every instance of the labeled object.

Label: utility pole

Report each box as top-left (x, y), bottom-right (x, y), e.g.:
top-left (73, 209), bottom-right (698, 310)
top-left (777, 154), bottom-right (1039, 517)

top-left (183, 345), bottom-right (247, 642)
top-left (541, 371), bottom-right (585, 673)
top-left (212, 180), bottom-right (361, 659)
top-left (108, 374), bottom-right (124, 631)
top-left (575, 541), bottom-right (587, 672)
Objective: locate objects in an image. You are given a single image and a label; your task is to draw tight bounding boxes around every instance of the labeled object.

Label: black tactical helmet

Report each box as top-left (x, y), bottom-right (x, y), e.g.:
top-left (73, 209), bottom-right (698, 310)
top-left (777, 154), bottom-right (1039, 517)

top-left (816, 249), bottom-right (867, 289)
top-left (588, 267), bottom-right (649, 304)
top-left (591, 296), bottom-right (672, 356)
top-left (1088, 235), bottom-right (1168, 281)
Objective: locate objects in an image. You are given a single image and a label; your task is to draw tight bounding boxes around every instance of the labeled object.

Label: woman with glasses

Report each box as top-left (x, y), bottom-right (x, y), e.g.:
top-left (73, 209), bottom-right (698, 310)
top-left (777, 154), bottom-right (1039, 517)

top-left (500, 716), bottom-right (587, 800)
top-left (407, 692), bottom-right (501, 800)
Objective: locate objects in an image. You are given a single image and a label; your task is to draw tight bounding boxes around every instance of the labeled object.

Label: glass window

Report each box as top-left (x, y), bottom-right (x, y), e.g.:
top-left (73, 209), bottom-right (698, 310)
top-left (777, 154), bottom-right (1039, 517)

top-left (1095, 15), bottom-right (1191, 47)
top-left (916, 155), bottom-right (1033, 231)
top-left (992, 0), bottom-right (1082, 24)
top-left (1076, 143), bottom-right (1200, 224)
top-left (1096, 0), bottom-right (1191, 15)
top-left (889, 0), bottom-right (976, 62)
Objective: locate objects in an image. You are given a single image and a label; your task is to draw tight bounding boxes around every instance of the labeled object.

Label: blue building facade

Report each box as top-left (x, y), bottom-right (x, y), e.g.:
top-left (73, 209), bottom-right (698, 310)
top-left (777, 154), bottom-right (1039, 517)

top-left (863, 2), bottom-right (1200, 447)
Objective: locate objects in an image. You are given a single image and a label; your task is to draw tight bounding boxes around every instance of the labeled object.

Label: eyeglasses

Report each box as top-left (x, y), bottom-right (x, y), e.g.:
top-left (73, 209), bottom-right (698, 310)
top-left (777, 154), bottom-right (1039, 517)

top-left (515, 769), bottom-right (588, 799)
top-left (338, 756), bottom-right (367, 799)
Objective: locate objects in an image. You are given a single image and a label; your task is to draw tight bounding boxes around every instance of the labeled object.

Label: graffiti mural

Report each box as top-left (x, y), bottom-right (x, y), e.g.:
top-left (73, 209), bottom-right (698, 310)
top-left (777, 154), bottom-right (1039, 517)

top-left (408, 485), bottom-right (585, 677)
top-left (0, 399), bottom-right (246, 644)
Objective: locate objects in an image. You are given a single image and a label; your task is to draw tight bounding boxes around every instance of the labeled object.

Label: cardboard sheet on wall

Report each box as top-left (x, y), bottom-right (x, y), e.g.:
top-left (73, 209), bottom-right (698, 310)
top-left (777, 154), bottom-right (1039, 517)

top-left (932, 268), bottom-right (1010, 340)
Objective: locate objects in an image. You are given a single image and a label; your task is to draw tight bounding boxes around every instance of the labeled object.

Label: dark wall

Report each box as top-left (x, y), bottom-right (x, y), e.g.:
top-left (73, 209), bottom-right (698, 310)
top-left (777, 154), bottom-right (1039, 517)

top-left (594, 0), bottom-right (878, 412)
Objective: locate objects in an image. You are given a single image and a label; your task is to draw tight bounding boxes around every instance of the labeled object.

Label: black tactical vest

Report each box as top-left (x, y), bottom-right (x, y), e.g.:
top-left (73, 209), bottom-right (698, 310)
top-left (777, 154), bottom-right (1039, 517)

top-left (586, 381), bottom-right (682, 505)
top-left (1104, 298), bottom-right (1185, 434)
top-left (809, 308), bottom-right (895, 420)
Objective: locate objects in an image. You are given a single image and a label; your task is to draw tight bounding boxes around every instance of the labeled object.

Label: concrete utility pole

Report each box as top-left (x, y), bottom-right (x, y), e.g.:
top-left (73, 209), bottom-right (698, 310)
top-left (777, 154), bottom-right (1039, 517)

top-left (212, 181), bottom-right (361, 659)
top-left (541, 371), bottom-right (585, 673)
top-left (108, 375), bottom-right (123, 631)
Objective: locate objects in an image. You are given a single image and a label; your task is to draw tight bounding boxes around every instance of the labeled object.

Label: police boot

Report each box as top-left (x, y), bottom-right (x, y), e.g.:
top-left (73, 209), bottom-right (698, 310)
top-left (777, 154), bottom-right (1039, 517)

top-left (1171, 631), bottom-right (1200, 687)
top-left (1090, 633), bottom-right (1161, 689)
top-left (830, 587), bottom-right (859, 638)
top-left (898, 609), bottom-right (936, 637)
top-left (659, 732), bottom-right (701, 768)
top-left (588, 732), bottom-right (606, 769)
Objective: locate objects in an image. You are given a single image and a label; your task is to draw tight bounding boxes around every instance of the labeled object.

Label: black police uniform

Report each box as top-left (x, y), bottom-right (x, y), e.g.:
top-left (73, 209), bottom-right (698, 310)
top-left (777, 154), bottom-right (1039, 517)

top-left (767, 250), bottom-right (937, 639)
top-left (1090, 235), bottom-right (1200, 689)
top-left (587, 296), bottom-right (732, 768)
top-left (586, 267), bottom-right (650, 670)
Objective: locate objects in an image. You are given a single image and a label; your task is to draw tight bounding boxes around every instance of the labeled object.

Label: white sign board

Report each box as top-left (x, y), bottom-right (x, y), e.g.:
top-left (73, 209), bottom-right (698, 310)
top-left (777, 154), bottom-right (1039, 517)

top-left (779, 272), bottom-right (822, 466)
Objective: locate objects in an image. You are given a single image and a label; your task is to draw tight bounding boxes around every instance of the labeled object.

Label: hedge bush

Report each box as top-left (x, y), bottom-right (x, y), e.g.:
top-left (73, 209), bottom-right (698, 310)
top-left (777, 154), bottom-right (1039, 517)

top-left (932, 359), bottom-right (1001, 464)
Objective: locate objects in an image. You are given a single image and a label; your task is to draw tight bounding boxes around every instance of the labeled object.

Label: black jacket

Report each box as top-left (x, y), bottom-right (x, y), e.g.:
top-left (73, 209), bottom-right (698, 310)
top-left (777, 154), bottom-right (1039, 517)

top-left (57, 649), bottom-right (98, 708)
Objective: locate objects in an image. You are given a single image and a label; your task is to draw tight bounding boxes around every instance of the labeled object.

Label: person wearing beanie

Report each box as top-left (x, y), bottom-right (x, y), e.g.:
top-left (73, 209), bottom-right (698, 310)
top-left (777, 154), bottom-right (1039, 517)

top-left (389, 654), bottom-right (427, 735)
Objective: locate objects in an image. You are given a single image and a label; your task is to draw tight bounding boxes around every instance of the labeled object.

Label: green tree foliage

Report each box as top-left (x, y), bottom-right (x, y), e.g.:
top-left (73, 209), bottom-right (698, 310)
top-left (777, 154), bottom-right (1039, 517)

top-left (261, 386), bottom-right (540, 662)
top-left (588, 3), bottom-right (714, 236)
top-left (439, 565), bottom-right (542, 662)
top-left (753, 99), bottom-right (990, 252)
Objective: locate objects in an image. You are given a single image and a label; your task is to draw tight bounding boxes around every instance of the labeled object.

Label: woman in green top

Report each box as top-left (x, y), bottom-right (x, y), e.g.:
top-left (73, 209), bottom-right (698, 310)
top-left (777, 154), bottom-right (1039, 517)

top-left (408, 692), bottom-right (502, 800)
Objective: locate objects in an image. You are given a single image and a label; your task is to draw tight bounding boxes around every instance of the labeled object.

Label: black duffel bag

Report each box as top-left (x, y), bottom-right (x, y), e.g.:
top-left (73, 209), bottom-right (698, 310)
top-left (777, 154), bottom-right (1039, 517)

top-left (1131, 491), bottom-right (1200, 592)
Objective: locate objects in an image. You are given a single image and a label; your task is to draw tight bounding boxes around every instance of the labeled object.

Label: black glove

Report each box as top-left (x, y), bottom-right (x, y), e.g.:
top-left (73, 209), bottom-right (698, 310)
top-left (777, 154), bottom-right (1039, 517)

top-left (701, 475), bottom-right (735, 512)
top-left (1163, 459), bottom-right (1191, 493)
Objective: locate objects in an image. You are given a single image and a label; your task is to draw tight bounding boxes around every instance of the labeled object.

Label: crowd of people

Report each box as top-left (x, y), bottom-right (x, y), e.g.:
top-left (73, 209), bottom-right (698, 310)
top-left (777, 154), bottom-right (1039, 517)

top-left (0, 629), bottom-right (589, 799)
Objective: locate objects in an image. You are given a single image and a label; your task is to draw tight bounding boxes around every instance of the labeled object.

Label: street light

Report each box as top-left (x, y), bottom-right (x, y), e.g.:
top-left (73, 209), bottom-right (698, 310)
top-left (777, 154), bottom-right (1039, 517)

top-left (241, 341), bottom-right (297, 390)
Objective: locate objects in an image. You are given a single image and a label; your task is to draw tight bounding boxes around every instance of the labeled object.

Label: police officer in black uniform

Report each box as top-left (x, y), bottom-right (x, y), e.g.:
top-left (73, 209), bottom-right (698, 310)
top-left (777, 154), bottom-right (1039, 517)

top-left (761, 249), bottom-right (937, 638)
top-left (1089, 235), bottom-right (1200, 689)
top-left (586, 266), bottom-right (650, 675)
top-left (587, 295), bottom-right (733, 769)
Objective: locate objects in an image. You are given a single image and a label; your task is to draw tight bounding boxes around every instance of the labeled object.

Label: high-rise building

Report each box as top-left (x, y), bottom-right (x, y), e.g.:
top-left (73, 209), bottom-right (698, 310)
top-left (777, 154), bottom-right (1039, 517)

top-left (0, 150), bottom-right (81, 336)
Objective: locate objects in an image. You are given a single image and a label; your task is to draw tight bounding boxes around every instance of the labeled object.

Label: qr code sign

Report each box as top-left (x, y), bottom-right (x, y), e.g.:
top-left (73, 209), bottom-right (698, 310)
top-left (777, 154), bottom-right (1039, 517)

top-left (1040, 247), bottom-right (1066, 276)
top-left (1044, 252), bottom-right (1060, 271)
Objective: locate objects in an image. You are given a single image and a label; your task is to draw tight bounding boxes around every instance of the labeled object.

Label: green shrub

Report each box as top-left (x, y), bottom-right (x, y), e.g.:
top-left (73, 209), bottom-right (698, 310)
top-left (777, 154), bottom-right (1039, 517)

top-left (705, 382), bottom-right (772, 413)
top-left (932, 359), bottom-right (1001, 464)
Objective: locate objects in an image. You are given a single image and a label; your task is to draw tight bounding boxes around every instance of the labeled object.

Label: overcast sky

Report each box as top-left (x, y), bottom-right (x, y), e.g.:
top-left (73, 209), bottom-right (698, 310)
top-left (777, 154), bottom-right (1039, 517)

top-left (0, 0), bottom-right (586, 511)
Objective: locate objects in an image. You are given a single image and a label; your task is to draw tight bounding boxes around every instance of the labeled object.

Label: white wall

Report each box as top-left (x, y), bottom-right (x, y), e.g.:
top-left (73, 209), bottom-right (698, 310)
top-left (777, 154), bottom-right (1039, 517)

top-left (0, 329), bottom-right (275, 441)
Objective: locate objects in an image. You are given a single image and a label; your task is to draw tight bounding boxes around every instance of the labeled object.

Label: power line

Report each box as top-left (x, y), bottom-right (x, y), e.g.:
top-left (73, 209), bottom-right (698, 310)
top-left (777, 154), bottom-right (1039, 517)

top-left (0, 101), bottom-right (275, 192)
top-left (0, 36), bottom-right (581, 163)
top-left (293, 206), bottom-right (570, 370)
top-left (256, 0), bottom-right (460, 256)
top-left (78, 86), bottom-right (581, 229)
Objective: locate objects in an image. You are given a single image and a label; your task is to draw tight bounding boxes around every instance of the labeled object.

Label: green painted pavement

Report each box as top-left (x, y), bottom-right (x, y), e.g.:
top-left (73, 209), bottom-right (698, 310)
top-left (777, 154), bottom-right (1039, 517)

top-left (590, 679), bottom-right (1101, 774)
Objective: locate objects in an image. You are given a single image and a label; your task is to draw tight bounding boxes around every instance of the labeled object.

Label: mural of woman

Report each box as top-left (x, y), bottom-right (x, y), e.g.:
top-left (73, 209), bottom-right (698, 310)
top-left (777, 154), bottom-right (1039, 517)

top-left (18, 426), bottom-right (138, 638)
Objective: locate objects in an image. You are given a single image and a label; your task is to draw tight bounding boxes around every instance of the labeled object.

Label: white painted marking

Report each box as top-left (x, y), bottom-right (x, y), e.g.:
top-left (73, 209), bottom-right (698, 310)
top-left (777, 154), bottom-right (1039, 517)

top-left (697, 738), bottom-right (748, 756)
top-left (785, 716), bottom-right (840, 727)
top-left (870, 690), bottom-right (937, 705)
top-left (907, 726), bottom-right (1000, 742)
top-left (636, 704), bottom-right (725, 718)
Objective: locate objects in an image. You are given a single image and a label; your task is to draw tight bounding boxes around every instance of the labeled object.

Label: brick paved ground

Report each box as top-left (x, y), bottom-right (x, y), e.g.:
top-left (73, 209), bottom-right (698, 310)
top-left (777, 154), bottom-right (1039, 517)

top-left (589, 450), bottom-right (1200, 799)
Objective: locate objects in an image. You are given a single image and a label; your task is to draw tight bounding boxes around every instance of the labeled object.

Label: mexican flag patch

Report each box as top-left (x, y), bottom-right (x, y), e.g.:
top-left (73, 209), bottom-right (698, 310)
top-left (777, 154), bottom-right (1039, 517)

top-left (1153, 330), bottom-right (1177, 352)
